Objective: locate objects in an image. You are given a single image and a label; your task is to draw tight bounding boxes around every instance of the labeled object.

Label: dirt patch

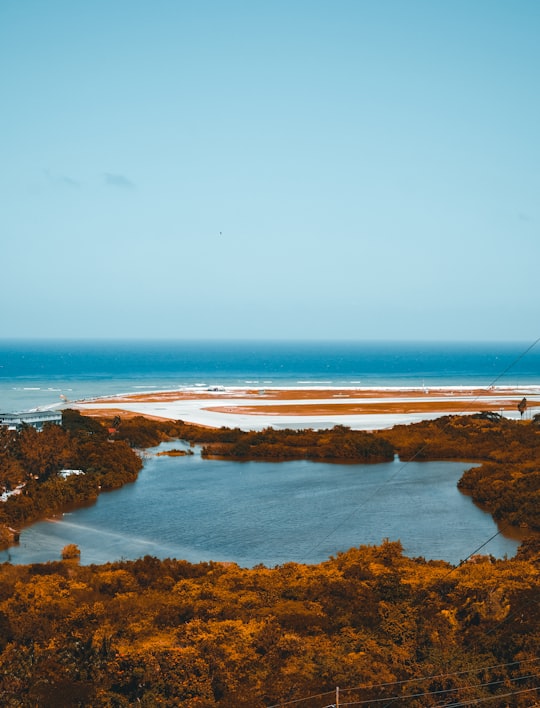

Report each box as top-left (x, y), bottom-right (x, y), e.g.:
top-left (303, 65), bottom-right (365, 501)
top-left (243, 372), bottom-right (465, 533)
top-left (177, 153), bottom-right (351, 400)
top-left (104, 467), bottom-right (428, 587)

top-left (78, 408), bottom-right (172, 422)
top-left (204, 399), bottom-right (521, 417)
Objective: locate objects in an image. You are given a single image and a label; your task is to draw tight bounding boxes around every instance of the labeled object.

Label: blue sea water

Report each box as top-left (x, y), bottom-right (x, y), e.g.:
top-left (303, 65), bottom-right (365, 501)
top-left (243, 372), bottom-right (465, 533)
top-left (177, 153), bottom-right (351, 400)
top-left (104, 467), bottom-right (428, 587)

top-left (1, 339), bottom-right (538, 566)
top-left (1, 339), bottom-right (539, 413)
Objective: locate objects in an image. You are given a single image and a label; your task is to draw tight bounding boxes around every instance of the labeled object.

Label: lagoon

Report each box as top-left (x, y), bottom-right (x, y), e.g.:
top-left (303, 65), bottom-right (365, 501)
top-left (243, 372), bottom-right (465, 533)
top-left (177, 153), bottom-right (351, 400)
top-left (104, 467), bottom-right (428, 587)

top-left (1, 444), bottom-right (520, 567)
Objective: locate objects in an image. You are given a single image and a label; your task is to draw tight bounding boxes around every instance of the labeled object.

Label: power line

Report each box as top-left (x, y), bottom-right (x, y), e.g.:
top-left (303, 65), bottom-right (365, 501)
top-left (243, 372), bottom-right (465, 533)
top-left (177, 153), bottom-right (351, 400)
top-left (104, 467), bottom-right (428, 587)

top-left (342, 687), bottom-right (540, 707)
top-left (267, 658), bottom-right (540, 708)
top-left (337, 670), bottom-right (539, 705)
top-left (438, 526), bottom-right (506, 581)
top-left (270, 338), bottom-right (540, 708)
top-left (484, 336), bottom-right (540, 388)
top-left (302, 335), bottom-right (540, 565)
top-left (266, 689), bottom-right (335, 707)
top-left (343, 656), bottom-right (540, 695)
top-left (433, 684), bottom-right (540, 707)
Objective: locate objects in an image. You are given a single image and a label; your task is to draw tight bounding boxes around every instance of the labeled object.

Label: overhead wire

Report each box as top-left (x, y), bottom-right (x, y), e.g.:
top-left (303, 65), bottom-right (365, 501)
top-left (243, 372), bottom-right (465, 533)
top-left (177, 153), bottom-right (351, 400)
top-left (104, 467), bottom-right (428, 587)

top-left (342, 656), bottom-right (540, 695)
top-left (336, 670), bottom-right (540, 705)
top-left (270, 337), bottom-right (540, 708)
top-left (432, 684), bottom-right (540, 707)
top-left (266, 688), bottom-right (335, 707)
top-left (302, 335), bottom-right (540, 565)
top-left (340, 685), bottom-right (540, 707)
top-left (267, 658), bottom-right (540, 707)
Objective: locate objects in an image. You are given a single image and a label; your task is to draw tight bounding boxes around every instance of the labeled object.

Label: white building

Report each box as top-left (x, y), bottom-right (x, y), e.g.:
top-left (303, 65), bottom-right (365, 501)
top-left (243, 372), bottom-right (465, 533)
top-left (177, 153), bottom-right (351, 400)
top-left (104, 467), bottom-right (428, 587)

top-left (0, 410), bottom-right (62, 431)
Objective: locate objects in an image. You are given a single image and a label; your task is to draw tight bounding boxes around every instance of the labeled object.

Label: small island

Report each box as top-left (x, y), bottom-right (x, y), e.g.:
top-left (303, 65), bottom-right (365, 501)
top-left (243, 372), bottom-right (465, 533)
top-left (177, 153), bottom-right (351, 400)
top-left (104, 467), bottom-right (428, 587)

top-left (156, 448), bottom-right (194, 457)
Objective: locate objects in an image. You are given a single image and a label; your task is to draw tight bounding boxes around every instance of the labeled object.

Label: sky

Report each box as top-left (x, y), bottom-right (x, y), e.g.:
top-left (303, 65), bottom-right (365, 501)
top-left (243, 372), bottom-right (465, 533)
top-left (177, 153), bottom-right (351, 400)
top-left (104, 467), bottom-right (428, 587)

top-left (1, 0), bottom-right (539, 341)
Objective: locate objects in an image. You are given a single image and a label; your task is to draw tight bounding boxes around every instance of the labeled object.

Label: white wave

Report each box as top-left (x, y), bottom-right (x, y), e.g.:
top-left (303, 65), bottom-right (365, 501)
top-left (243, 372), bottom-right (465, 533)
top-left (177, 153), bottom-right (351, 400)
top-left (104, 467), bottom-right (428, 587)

top-left (297, 380), bottom-right (333, 384)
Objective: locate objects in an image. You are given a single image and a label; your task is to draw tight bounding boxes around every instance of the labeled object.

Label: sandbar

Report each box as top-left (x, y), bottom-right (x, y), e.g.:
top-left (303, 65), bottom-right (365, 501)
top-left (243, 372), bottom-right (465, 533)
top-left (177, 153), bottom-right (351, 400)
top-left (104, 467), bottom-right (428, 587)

top-left (75, 385), bottom-right (540, 431)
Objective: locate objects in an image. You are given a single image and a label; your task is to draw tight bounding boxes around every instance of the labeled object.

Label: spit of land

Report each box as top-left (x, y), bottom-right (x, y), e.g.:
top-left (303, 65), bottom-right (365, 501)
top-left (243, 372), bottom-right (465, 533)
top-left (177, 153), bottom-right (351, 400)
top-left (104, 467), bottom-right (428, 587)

top-left (75, 385), bottom-right (540, 431)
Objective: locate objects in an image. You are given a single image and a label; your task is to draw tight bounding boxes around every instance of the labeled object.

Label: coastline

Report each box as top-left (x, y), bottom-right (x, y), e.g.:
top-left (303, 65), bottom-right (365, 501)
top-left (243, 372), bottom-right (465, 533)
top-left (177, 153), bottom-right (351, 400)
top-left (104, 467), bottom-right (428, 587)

top-left (75, 384), bottom-right (540, 431)
top-left (4, 386), bottom-right (539, 565)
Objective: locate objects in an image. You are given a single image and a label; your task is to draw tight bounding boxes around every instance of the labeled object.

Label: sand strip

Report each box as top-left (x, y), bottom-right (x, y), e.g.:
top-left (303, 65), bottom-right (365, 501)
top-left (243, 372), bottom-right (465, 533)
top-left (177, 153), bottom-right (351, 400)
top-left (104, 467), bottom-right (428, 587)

top-left (75, 386), bottom-right (540, 431)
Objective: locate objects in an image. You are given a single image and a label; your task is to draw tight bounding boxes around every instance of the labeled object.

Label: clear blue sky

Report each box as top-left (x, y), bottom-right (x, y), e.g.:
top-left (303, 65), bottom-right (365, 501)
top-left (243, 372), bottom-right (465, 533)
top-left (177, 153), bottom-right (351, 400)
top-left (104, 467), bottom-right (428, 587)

top-left (1, 0), bottom-right (539, 341)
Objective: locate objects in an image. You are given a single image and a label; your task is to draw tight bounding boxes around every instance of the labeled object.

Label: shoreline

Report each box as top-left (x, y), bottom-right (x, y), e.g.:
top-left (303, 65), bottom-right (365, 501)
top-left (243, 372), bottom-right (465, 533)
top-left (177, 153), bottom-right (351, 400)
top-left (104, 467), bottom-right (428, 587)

top-left (75, 384), bottom-right (540, 431)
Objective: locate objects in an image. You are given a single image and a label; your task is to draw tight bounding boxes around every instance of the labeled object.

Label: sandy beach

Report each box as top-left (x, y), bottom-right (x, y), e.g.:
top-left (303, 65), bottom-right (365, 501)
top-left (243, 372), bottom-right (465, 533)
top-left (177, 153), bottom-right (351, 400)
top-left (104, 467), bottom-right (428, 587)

top-left (75, 385), bottom-right (540, 431)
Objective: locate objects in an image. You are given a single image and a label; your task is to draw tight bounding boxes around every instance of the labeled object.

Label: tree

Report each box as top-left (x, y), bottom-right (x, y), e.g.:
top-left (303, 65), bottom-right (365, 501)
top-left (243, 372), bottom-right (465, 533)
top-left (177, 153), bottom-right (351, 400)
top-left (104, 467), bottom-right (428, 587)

top-left (61, 544), bottom-right (81, 562)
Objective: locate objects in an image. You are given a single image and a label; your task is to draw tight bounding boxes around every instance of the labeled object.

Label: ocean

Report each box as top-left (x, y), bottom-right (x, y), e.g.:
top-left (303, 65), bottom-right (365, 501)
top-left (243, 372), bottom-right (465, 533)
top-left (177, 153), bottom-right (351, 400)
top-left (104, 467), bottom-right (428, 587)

top-left (1, 338), bottom-right (538, 566)
top-left (1, 339), bottom-right (539, 413)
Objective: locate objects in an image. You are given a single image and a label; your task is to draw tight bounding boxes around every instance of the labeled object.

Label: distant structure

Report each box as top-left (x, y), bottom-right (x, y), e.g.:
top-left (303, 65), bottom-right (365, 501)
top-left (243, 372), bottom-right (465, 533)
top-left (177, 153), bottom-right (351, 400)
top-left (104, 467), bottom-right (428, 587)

top-left (0, 410), bottom-right (62, 431)
top-left (517, 397), bottom-right (528, 419)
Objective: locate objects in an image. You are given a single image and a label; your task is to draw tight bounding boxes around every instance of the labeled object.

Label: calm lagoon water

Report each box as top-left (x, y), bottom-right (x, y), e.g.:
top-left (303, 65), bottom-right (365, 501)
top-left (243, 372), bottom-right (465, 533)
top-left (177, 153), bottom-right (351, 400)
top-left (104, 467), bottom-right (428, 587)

top-left (0, 340), bottom-right (533, 567)
top-left (1, 444), bottom-right (520, 568)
